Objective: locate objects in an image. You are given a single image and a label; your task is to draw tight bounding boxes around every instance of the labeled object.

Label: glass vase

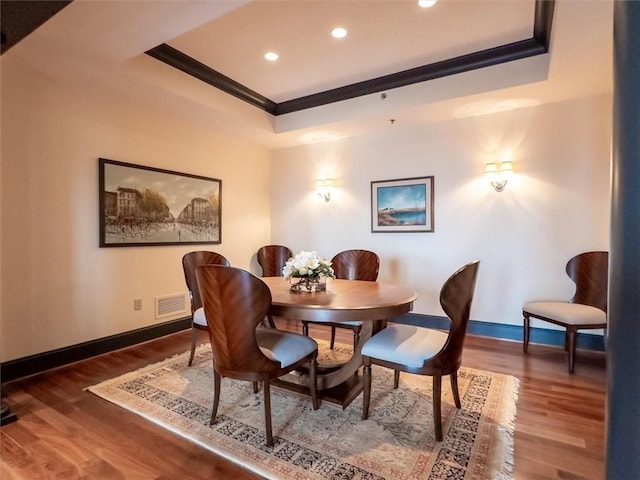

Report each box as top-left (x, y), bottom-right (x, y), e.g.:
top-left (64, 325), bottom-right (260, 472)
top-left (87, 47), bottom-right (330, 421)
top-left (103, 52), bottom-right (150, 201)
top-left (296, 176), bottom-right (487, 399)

top-left (290, 276), bottom-right (327, 293)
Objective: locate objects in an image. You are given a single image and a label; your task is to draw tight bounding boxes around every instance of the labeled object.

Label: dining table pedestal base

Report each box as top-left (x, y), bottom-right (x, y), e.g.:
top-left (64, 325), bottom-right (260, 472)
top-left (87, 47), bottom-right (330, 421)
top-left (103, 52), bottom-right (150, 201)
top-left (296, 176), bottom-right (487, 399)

top-left (262, 277), bottom-right (417, 410)
top-left (273, 372), bottom-right (363, 409)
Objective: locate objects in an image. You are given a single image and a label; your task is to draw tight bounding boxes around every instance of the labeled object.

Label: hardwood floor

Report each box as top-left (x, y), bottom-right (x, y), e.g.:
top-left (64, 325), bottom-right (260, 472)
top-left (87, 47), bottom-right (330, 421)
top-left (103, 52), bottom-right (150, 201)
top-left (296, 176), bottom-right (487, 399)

top-left (1, 320), bottom-right (606, 479)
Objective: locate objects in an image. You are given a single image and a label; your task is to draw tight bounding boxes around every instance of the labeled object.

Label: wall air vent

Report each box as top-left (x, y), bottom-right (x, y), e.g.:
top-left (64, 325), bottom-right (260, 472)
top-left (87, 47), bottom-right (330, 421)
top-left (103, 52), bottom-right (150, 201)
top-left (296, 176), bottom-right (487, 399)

top-left (155, 293), bottom-right (188, 319)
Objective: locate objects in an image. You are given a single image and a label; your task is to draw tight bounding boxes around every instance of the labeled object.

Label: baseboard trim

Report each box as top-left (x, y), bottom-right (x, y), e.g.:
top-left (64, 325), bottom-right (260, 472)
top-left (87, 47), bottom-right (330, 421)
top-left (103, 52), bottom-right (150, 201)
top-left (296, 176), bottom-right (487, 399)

top-left (396, 313), bottom-right (606, 351)
top-left (0, 317), bottom-right (191, 383)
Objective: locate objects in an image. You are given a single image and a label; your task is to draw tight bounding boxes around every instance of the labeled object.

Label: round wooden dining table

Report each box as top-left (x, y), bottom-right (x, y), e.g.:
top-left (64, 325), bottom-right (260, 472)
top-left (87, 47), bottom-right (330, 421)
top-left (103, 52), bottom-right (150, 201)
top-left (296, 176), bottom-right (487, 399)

top-left (261, 276), bottom-right (418, 408)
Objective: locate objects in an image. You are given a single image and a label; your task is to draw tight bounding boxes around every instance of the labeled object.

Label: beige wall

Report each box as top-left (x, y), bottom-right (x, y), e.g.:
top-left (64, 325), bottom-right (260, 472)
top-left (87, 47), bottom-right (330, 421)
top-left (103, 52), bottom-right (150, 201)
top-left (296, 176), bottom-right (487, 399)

top-left (269, 94), bottom-right (611, 328)
top-left (1, 59), bottom-right (611, 363)
top-left (1, 63), bottom-right (271, 362)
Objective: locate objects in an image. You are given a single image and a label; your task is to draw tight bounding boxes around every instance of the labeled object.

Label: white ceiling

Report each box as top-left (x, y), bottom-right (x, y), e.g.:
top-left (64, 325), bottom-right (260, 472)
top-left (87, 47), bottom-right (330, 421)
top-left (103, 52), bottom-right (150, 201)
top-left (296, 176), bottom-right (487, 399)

top-left (2, 0), bottom-right (613, 150)
top-left (167, 0), bottom-right (533, 102)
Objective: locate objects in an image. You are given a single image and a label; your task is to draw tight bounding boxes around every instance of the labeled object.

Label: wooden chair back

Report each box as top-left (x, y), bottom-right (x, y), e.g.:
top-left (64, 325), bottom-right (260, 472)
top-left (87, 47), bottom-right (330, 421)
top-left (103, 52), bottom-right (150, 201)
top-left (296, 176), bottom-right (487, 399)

top-left (432, 260), bottom-right (480, 373)
top-left (182, 251), bottom-right (230, 314)
top-left (195, 265), bottom-right (280, 380)
top-left (331, 249), bottom-right (380, 281)
top-left (567, 251), bottom-right (608, 313)
top-left (257, 245), bottom-right (292, 277)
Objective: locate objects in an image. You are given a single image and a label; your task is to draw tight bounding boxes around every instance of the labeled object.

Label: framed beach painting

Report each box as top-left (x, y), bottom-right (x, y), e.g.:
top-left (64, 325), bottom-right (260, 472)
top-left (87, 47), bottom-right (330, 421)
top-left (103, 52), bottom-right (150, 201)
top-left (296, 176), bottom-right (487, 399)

top-left (99, 158), bottom-right (222, 247)
top-left (371, 176), bottom-right (434, 233)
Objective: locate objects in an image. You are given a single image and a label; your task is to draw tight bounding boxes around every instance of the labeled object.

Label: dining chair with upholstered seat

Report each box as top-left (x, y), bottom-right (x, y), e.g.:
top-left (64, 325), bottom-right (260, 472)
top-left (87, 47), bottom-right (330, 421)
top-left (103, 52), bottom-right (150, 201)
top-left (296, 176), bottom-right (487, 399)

top-left (257, 245), bottom-right (293, 328)
top-left (196, 265), bottom-right (319, 447)
top-left (257, 245), bottom-right (293, 277)
top-left (182, 251), bottom-right (230, 366)
top-left (302, 249), bottom-right (380, 350)
top-left (361, 260), bottom-right (480, 442)
top-left (522, 251), bottom-right (608, 373)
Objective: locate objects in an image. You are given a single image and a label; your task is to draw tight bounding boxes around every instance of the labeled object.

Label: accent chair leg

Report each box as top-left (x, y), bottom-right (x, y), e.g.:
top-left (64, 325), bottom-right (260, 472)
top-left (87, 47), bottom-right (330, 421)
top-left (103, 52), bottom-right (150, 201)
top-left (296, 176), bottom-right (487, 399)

top-left (353, 326), bottom-right (361, 351)
top-left (433, 374), bottom-right (443, 442)
top-left (567, 329), bottom-right (577, 374)
top-left (263, 381), bottom-right (273, 447)
top-left (523, 313), bottom-right (530, 354)
top-left (210, 370), bottom-right (221, 425)
top-left (253, 382), bottom-right (259, 393)
top-left (450, 371), bottom-right (461, 409)
top-left (330, 326), bottom-right (336, 349)
top-left (393, 370), bottom-right (400, 389)
top-left (362, 362), bottom-right (372, 420)
top-left (302, 321), bottom-right (309, 337)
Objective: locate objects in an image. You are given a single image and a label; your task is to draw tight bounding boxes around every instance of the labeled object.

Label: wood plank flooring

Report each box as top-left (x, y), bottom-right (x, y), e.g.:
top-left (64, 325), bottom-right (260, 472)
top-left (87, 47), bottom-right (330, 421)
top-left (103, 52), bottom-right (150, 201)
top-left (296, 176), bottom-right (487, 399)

top-left (0, 320), bottom-right (606, 479)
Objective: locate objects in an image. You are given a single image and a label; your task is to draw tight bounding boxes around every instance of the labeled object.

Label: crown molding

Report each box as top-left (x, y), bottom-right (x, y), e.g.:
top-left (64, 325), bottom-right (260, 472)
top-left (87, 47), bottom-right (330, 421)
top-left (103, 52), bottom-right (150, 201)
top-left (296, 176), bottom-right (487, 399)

top-left (146, 1), bottom-right (555, 116)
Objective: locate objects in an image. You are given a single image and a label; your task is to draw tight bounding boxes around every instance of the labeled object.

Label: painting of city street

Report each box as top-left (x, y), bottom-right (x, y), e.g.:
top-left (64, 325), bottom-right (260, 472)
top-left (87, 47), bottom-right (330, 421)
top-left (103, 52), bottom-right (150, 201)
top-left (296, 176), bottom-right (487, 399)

top-left (99, 158), bottom-right (221, 247)
top-left (371, 176), bottom-right (434, 233)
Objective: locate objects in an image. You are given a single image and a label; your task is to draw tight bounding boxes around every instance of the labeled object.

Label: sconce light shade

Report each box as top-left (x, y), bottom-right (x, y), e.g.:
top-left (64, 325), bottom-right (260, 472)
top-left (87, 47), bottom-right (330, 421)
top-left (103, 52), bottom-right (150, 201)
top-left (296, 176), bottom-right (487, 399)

top-left (500, 161), bottom-right (514, 174)
top-left (484, 162), bottom-right (513, 192)
top-left (316, 178), bottom-right (334, 202)
top-left (484, 162), bottom-right (499, 174)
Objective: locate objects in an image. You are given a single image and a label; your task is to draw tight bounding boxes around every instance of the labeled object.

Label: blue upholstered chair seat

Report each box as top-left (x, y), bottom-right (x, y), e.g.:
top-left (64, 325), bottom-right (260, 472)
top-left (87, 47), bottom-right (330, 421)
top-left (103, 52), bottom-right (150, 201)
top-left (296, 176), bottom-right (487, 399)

top-left (193, 307), bottom-right (207, 327)
top-left (257, 328), bottom-right (319, 368)
top-left (361, 324), bottom-right (448, 368)
top-left (310, 319), bottom-right (362, 327)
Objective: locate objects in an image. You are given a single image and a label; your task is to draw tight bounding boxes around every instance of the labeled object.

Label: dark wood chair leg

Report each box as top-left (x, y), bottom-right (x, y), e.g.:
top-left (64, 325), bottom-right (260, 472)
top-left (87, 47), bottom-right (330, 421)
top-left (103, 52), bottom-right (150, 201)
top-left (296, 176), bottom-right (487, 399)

top-left (253, 382), bottom-right (259, 393)
top-left (433, 374), bottom-right (443, 441)
top-left (210, 370), bottom-right (221, 425)
top-left (353, 326), bottom-right (361, 351)
top-left (309, 357), bottom-right (319, 410)
top-left (188, 325), bottom-right (198, 366)
top-left (263, 381), bottom-right (273, 447)
top-left (362, 363), bottom-right (372, 420)
top-left (330, 326), bottom-right (336, 349)
top-left (450, 371), bottom-right (461, 408)
top-left (302, 321), bottom-right (309, 337)
top-left (567, 329), bottom-right (577, 374)
top-left (523, 314), bottom-right (530, 354)
top-left (393, 370), bottom-right (400, 389)
top-left (263, 315), bottom-right (276, 329)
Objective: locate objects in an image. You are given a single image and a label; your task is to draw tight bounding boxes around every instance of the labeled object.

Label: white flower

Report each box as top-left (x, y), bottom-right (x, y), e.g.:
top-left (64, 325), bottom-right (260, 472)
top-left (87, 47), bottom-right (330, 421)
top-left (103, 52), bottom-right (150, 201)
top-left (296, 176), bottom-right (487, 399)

top-left (282, 250), bottom-right (335, 280)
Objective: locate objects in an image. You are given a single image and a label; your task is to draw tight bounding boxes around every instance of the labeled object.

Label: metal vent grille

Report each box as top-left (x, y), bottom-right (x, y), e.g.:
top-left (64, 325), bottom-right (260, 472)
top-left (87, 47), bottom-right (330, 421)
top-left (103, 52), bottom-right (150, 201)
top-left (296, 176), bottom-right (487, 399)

top-left (155, 293), bottom-right (188, 319)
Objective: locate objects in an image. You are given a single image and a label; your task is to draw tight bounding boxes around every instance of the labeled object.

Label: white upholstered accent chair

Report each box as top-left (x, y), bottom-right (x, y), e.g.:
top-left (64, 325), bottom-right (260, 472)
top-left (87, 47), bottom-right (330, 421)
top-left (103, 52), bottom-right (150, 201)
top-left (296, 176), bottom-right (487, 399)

top-left (361, 260), bottom-right (480, 442)
top-left (522, 251), bottom-right (608, 373)
top-left (196, 265), bottom-right (318, 447)
top-left (182, 251), bottom-right (230, 366)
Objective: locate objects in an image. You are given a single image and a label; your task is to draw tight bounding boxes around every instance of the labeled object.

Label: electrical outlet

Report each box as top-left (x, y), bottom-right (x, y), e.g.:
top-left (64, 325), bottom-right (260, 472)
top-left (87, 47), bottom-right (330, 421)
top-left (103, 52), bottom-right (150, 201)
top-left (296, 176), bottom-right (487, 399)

top-left (134, 299), bottom-right (142, 311)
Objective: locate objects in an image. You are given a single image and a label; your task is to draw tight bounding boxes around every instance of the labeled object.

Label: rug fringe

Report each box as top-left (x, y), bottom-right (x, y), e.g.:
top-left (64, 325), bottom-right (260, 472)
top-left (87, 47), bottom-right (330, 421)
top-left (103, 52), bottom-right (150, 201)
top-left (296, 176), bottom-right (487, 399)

top-left (490, 374), bottom-right (519, 480)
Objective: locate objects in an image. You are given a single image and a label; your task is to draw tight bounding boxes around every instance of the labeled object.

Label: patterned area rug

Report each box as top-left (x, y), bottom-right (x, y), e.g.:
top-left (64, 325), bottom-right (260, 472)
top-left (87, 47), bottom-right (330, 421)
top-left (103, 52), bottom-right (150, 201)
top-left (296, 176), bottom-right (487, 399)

top-left (87, 342), bottom-right (518, 480)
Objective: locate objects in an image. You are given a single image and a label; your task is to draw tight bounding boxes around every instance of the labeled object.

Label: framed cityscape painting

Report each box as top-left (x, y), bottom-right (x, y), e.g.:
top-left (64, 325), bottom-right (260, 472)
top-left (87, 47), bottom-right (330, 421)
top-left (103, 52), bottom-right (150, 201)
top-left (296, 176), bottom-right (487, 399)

top-left (99, 158), bottom-right (222, 247)
top-left (371, 176), bottom-right (434, 233)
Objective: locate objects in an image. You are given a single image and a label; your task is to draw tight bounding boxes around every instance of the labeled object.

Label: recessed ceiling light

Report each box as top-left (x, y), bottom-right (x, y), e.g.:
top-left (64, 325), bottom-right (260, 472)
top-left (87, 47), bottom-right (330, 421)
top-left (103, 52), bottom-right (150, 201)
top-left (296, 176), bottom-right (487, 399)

top-left (264, 52), bottom-right (279, 61)
top-left (418, 0), bottom-right (437, 7)
top-left (331, 27), bottom-right (348, 39)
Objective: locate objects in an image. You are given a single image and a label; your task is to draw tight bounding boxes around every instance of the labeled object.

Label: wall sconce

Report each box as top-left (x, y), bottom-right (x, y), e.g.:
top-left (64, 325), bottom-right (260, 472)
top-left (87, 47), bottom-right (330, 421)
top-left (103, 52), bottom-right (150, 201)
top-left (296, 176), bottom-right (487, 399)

top-left (484, 161), bottom-right (514, 192)
top-left (315, 178), bottom-right (334, 202)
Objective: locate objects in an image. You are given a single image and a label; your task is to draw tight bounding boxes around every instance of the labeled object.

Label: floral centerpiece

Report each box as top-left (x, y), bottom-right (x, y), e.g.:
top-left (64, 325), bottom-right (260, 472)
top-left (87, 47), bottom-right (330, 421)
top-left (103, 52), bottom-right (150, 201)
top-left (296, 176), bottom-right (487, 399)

top-left (282, 250), bottom-right (335, 292)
